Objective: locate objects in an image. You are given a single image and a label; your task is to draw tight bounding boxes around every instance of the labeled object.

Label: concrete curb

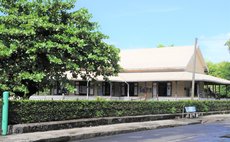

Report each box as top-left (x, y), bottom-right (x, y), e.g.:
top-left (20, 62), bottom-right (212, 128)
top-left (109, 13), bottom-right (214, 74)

top-left (2, 114), bottom-right (230, 142)
top-left (8, 110), bottom-right (230, 134)
top-left (4, 120), bottom-right (201, 142)
top-left (8, 113), bottom-right (183, 134)
top-left (34, 120), bottom-right (202, 142)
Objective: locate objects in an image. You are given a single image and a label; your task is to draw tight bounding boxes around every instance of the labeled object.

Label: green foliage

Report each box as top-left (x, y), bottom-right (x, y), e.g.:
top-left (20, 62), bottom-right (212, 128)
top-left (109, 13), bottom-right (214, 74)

top-left (207, 61), bottom-right (230, 80)
top-left (225, 40), bottom-right (230, 52)
top-left (8, 100), bottom-right (230, 124)
top-left (170, 107), bottom-right (177, 114)
top-left (156, 44), bottom-right (174, 48)
top-left (207, 61), bottom-right (230, 97)
top-left (0, 0), bottom-right (120, 97)
top-left (157, 44), bottom-right (165, 48)
top-left (95, 96), bottom-right (107, 102)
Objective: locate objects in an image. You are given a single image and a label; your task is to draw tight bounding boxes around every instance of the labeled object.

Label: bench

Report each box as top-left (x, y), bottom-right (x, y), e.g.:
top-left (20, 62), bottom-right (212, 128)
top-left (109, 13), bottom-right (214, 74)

top-left (184, 106), bottom-right (201, 118)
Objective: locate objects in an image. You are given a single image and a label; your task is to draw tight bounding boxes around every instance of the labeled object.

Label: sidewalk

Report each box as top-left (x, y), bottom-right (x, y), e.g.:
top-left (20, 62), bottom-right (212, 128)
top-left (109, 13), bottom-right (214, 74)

top-left (1, 114), bottom-right (230, 142)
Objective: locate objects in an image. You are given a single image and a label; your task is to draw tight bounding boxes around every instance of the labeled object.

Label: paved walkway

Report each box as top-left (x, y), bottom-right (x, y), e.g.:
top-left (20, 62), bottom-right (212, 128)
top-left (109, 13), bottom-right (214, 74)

top-left (1, 114), bottom-right (230, 142)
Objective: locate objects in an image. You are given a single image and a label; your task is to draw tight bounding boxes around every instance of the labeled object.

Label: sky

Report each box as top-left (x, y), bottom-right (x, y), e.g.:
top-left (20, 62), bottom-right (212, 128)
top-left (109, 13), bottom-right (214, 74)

top-left (75, 0), bottom-right (230, 63)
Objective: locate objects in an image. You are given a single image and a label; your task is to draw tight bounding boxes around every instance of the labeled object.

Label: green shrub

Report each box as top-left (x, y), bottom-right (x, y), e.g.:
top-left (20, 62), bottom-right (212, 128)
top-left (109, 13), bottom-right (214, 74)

top-left (7, 100), bottom-right (230, 124)
top-left (170, 107), bottom-right (177, 114)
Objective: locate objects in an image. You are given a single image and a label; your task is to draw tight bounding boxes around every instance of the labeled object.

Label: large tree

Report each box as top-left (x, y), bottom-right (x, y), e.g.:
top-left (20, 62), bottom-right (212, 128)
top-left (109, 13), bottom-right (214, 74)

top-left (226, 40), bottom-right (230, 52)
top-left (207, 61), bottom-right (230, 97)
top-left (0, 0), bottom-right (120, 98)
top-left (207, 61), bottom-right (230, 80)
top-left (156, 44), bottom-right (174, 48)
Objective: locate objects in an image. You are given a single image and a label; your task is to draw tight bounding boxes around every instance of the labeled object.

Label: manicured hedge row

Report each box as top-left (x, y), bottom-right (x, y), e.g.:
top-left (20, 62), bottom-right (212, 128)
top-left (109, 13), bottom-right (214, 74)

top-left (8, 100), bottom-right (230, 124)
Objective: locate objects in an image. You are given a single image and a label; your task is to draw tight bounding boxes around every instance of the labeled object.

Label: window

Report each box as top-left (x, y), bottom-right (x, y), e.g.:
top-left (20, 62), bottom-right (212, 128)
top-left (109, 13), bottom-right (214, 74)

top-left (102, 82), bottom-right (110, 96)
top-left (90, 83), bottom-right (94, 95)
top-left (167, 82), bottom-right (172, 96)
top-left (75, 82), bottom-right (79, 95)
top-left (79, 81), bottom-right (87, 95)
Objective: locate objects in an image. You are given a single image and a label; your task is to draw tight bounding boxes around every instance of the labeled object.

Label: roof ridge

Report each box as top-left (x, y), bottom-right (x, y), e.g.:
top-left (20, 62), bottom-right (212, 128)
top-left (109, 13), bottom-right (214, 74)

top-left (120, 45), bottom-right (194, 52)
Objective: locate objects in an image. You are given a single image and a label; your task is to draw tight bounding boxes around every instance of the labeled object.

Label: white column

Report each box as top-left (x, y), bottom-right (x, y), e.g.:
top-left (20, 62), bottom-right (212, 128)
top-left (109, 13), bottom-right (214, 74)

top-left (152, 82), bottom-right (157, 98)
top-left (75, 82), bottom-right (79, 95)
top-left (125, 82), bottom-right (129, 98)
top-left (86, 80), bottom-right (89, 99)
top-left (197, 82), bottom-right (200, 99)
top-left (175, 81), bottom-right (178, 100)
top-left (110, 82), bottom-right (113, 98)
top-left (167, 82), bottom-right (171, 96)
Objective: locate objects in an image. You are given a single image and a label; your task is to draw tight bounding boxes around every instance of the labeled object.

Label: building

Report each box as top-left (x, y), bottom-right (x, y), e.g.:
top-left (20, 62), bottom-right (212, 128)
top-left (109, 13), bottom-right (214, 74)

top-left (52, 46), bottom-right (230, 100)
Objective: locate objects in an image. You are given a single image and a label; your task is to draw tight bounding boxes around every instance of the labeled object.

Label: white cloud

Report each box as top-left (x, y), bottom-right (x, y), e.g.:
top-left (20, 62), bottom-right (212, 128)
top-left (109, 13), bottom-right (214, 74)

top-left (199, 33), bottom-right (230, 63)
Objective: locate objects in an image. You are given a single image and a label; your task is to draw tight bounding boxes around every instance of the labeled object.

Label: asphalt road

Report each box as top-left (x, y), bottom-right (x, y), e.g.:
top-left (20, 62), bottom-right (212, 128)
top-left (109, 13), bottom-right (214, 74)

top-left (79, 120), bottom-right (230, 142)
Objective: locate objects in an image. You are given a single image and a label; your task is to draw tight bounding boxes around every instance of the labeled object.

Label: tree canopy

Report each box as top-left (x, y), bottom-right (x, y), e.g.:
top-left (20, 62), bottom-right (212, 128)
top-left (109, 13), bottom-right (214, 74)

top-left (207, 61), bottom-right (230, 97)
top-left (0, 0), bottom-right (120, 97)
top-left (207, 61), bottom-right (230, 80)
top-left (156, 44), bottom-right (174, 48)
top-left (226, 40), bottom-right (230, 52)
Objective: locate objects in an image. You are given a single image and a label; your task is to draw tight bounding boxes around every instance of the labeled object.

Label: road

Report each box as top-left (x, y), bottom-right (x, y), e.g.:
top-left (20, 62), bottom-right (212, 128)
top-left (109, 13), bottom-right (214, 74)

top-left (78, 120), bottom-right (230, 142)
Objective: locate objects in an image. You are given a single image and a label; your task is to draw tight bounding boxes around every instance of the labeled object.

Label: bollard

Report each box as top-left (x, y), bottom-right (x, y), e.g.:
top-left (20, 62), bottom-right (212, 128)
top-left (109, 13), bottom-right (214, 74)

top-left (2, 91), bottom-right (9, 136)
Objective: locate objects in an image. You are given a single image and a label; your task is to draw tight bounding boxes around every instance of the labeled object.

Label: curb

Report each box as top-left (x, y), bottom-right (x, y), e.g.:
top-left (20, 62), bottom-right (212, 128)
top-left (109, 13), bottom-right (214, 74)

top-left (2, 114), bottom-right (230, 142)
top-left (8, 110), bottom-right (230, 134)
top-left (8, 113), bottom-right (183, 134)
top-left (3, 119), bottom-right (202, 142)
top-left (33, 120), bottom-right (202, 142)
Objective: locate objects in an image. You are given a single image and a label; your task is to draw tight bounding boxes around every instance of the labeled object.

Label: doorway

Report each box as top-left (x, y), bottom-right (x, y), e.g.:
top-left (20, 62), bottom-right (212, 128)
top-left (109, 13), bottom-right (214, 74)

top-left (158, 82), bottom-right (167, 96)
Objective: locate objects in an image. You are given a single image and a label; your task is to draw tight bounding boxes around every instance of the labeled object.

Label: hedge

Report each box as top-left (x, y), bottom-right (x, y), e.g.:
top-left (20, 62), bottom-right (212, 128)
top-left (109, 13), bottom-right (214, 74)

top-left (7, 100), bottom-right (230, 124)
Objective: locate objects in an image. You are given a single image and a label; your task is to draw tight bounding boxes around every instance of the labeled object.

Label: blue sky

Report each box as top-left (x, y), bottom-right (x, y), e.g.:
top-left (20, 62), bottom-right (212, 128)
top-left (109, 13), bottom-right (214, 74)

top-left (76, 0), bottom-right (230, 63)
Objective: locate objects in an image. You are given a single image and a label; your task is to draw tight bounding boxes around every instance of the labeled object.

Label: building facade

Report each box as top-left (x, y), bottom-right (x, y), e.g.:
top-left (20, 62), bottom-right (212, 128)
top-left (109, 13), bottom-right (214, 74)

top-left (51, 46), bottom-right (230, 100)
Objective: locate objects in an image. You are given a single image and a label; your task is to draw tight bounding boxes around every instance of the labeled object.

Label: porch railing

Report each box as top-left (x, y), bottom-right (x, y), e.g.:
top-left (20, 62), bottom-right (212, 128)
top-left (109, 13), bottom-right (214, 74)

top-left (29, 95), bottom-right (226, 101)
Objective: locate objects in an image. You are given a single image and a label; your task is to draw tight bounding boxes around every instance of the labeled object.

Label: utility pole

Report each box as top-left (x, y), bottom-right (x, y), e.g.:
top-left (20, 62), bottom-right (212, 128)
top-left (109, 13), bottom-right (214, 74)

top-left (191, 38), bottom-right (198, 100)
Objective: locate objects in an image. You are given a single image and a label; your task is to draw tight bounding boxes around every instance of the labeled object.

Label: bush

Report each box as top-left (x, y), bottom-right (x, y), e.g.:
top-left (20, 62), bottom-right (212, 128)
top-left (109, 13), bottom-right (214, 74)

top-left (7, 100), bottom-right (230, 124)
